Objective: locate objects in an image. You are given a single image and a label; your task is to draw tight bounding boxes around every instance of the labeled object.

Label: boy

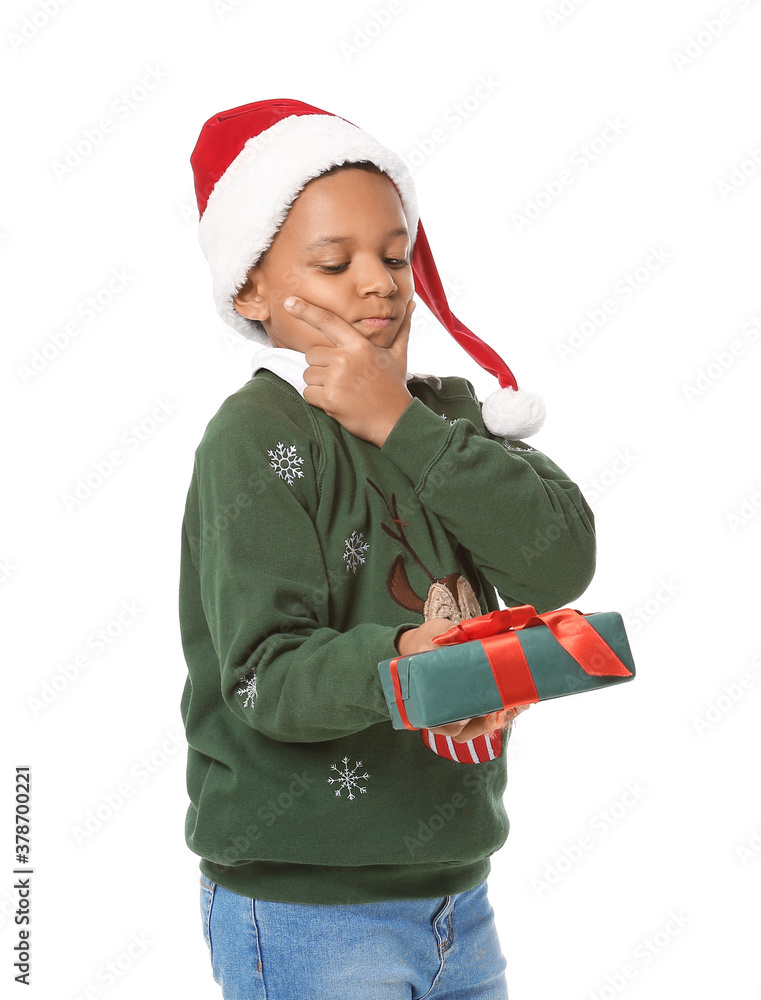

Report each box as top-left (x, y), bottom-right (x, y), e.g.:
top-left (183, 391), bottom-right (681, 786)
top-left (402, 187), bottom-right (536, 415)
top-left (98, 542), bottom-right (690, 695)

top-left (180, 99), bottom-right (595, 999)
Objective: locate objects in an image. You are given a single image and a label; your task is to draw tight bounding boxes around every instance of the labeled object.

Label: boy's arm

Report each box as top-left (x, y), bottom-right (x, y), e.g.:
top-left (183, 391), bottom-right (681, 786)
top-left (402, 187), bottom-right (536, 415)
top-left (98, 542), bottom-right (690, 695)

top-left (379, 382), bottom-right (596, 613)
top-left (181, 409), bottom-right (414, 744)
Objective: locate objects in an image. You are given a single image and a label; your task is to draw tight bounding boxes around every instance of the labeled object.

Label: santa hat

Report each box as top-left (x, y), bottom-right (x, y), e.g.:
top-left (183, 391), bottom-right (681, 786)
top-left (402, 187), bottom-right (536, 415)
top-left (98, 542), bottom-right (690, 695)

top-left (190, 98), bottom-right (545, 439)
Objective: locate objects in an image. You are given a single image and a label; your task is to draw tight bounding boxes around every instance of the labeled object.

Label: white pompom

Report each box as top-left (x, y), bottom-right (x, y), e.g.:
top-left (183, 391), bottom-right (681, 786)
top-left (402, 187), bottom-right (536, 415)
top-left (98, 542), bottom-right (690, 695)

top-left (482, 386), bottom-right (546, 439)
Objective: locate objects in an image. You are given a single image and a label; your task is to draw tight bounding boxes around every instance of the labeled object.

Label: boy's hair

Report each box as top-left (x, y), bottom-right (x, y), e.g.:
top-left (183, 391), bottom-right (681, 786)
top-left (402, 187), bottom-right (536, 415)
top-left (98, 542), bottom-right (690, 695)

top-left (256, 160), bottom-right (386, 270)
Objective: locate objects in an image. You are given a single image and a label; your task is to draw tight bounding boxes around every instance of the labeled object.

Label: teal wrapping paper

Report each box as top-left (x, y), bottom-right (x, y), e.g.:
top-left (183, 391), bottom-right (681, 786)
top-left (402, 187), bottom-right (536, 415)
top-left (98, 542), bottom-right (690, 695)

top-left (378, 608), bottom-right (635, 731)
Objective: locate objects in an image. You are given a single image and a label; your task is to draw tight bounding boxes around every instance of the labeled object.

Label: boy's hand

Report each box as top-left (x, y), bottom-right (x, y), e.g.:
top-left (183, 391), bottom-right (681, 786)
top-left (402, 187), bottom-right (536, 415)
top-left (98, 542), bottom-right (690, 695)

top-left (429, 705), bottom-right (530, 743)
top-left (284, 296), bottom-right (416, 447)
top-left (396, 619), bottom-right (532, 742)
top-left (395, 617), bottom-right (454, 658)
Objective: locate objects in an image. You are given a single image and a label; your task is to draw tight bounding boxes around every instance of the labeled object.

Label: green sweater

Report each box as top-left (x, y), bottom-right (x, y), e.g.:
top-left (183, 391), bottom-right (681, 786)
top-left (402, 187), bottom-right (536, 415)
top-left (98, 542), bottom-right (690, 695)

top-left (178, 368), bottom-right (595, 904)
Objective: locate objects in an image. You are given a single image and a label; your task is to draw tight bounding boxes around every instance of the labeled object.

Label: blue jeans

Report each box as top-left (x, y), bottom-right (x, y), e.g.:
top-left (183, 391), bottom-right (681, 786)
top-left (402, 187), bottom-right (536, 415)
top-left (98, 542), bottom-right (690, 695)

top-left (199, 873), bottom-right (509, 999)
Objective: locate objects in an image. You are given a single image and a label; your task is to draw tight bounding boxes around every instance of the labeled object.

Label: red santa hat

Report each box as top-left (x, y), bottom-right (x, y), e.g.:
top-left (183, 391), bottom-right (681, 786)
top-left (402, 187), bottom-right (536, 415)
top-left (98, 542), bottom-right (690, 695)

top-left (190, 98), bottom-right (545, 439)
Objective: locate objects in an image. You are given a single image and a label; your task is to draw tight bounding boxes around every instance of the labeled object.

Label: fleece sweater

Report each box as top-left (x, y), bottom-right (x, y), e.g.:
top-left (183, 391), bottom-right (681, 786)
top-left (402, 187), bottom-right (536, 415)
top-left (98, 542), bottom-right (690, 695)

top-left (178, 363), bottom-right (595, 904)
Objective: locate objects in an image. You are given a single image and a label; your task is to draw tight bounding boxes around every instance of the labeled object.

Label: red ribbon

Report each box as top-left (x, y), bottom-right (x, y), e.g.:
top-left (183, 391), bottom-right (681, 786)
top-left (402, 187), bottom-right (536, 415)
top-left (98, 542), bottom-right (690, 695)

top-left (389, 605), bottom-right (632, 731)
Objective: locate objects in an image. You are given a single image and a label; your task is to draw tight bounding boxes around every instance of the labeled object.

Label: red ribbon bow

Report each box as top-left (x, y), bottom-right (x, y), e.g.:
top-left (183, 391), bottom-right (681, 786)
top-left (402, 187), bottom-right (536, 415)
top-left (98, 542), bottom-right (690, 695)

top-left (426, 604), bottom-right (632, 719)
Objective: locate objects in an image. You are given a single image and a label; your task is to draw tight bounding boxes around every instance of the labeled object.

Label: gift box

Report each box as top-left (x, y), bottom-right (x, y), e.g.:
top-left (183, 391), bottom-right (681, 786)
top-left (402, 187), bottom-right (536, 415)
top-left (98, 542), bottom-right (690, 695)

top-left (378, 604), bottom-right (635, 732)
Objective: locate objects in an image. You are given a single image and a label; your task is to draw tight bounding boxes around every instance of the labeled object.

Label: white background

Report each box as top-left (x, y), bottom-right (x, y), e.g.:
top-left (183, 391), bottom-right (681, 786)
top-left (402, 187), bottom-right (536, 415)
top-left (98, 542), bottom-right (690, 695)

top-left (3, 0), bottom-right (760, 997)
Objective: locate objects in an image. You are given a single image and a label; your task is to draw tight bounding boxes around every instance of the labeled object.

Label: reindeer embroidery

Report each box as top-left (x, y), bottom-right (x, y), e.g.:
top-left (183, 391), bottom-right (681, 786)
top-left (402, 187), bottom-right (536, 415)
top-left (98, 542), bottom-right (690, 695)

top-left (367, 478), bottom-right (505, 764)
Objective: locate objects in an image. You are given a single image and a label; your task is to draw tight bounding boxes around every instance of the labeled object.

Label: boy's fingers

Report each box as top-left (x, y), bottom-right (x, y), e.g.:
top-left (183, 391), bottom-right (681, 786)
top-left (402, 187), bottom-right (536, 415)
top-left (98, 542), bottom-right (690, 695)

top-left (303, 345), bottom-right (334, 368)
top-left (428, 717), bottom-right (470, 737)
top-left (450, 714), bottom-right (509, 743)
top-left (452, 723), bottom-right (492, 743)
top-left (283, 296), bottom-right (360, 347)
top-left (284, 296), bottom-right (415, 360)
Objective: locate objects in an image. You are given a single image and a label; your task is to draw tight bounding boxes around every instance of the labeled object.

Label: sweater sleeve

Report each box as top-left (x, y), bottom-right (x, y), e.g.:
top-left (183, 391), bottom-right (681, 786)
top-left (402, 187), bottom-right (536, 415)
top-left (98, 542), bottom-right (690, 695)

top-left (184, 399), bottom-right (414, 743)
top-left (379, 383), bottom-right (596, 613)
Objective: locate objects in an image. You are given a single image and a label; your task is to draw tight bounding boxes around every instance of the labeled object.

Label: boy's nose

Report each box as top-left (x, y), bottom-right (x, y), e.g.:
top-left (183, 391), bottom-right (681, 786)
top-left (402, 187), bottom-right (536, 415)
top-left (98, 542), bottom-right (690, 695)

top-left (355, 257), bottom-right (398, 297)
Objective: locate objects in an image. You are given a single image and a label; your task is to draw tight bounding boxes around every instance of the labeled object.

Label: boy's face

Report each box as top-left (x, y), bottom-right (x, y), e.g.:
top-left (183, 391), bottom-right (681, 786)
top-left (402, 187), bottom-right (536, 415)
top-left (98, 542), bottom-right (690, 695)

top-left (233, 168), bottom-right (414, 352)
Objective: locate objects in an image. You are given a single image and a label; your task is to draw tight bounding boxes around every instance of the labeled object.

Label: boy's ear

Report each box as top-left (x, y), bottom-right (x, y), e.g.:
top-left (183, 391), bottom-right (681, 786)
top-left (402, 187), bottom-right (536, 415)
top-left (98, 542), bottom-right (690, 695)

top-left (233, 270), bottom-right (270, 321)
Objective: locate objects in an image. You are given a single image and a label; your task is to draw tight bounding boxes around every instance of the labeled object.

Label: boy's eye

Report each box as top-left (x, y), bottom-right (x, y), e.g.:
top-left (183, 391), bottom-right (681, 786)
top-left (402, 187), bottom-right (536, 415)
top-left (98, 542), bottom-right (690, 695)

top-left (317, 258), bottom-right (409, 274)
top-left (318, 263), bottom-right (349, 273)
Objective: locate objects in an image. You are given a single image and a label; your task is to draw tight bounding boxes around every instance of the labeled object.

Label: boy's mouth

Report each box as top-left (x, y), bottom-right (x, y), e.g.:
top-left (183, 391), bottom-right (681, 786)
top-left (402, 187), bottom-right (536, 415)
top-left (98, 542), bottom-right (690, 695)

top-left (355, 315), bottom-right (394, 330)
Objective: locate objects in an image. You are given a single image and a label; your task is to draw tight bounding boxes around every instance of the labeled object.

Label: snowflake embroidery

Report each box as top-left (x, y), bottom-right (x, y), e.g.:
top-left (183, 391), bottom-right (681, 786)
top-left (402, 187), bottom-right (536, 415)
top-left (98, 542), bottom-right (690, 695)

top-left (503, 441), bottom-right (535, 453)
top-left (267, 442), bottom-right (304, 486)
top-left (327, 757), bottom-right (370, 800)
top-left (236, 670), bottom-right (257, 708)
top-left (439, 412), bottom-right (458, 426)
top-left (343, 529), bottom-right (369, 573)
